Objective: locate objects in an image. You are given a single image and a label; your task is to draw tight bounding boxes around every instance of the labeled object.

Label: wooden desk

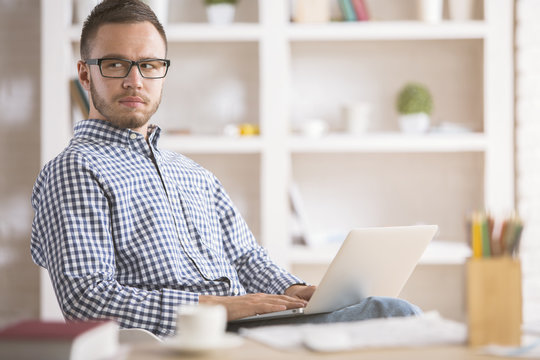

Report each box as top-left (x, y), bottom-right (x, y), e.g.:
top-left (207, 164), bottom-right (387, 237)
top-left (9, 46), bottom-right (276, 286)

top-left (126, 339), bottom-right (514, 360)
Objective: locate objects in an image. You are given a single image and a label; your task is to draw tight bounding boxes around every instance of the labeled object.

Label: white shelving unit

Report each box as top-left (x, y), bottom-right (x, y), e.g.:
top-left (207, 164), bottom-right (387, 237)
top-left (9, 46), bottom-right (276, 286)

top-left (41, 0), bottom-right (513, 320)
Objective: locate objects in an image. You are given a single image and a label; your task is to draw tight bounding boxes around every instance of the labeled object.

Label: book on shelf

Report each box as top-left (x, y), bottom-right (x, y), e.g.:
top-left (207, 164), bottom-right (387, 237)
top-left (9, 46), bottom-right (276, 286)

top-left (338, 0), bottom-right (357, 21)
top-left (293, 0), bottom-right (330, 23)
top-left (351, 0), bottom-right (370, 21)
top-left (289, 182), bottom-right (313, 246)
top-left (0, 320), bottom-right (119, 360)
top-left (70, 78), bottom-right (89, 119)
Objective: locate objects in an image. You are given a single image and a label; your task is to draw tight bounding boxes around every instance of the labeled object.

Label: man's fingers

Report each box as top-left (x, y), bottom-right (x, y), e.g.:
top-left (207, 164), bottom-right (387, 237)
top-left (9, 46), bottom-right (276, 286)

top-left (253, 293), bottom-right (308, 308)
top-left (199, 293), bottom-right (308, 321)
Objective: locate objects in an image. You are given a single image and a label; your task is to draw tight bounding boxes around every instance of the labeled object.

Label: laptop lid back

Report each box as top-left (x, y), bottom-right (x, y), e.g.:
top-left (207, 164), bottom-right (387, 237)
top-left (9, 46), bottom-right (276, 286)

top-left (304, 225), bottom-right (438, 314)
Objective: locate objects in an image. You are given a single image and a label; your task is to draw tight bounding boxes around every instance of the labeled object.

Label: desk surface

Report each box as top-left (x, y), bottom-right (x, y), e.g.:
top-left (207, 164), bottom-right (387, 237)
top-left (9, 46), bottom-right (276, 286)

top-left (126, 339), bottom-right (514, 360)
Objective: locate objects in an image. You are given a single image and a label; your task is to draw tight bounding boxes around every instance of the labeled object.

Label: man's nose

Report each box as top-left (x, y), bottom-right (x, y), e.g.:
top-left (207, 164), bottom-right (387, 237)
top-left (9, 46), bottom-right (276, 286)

top-left (122, 64), bottom-right (143, 89)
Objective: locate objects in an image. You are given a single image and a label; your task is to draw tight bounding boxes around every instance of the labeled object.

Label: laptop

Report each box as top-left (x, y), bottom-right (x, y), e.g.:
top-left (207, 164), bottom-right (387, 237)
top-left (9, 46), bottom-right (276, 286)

top-left (231, 225), bottom-right (438, 323)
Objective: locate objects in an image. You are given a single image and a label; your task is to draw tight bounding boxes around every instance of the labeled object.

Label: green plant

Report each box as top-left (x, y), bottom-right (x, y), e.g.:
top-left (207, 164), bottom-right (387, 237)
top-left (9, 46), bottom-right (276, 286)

top-left (396, 83), bottom-right (433, 115)
top-left (205, 0), bottom-right (238, 5)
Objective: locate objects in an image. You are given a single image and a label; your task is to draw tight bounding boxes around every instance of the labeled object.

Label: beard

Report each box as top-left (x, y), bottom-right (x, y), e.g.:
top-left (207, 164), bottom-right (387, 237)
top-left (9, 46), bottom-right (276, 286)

top-left (89, 79), bottom-right (162, 130)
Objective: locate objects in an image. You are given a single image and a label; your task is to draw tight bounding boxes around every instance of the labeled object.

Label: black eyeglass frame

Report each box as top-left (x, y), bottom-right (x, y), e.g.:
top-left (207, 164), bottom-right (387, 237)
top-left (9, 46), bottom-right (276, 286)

top-left (85, 57), bottom-right (171, 79)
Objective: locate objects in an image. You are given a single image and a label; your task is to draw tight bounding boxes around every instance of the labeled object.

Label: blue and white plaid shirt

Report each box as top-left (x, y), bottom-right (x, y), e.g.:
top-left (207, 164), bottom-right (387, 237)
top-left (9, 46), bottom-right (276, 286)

top-left (31, 119), bottom-right (303, 337)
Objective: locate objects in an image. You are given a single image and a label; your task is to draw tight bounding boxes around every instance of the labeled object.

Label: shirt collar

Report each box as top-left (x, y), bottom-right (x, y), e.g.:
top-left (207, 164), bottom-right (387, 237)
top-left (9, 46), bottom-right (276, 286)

top-left (73, 119), bottom-right (162, 149)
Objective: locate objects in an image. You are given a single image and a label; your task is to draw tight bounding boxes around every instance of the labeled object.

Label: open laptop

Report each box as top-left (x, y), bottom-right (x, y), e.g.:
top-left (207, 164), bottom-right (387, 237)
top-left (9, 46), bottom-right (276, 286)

top-left (231, 225), bottom-right (438, 323)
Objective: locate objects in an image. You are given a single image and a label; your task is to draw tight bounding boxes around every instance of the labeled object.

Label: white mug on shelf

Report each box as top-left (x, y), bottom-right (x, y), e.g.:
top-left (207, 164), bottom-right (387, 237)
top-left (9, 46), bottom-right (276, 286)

top-left (343, 102), bottom-right (371, 135)
top-left (448, 0), bottom-right (474, 21)
top-left (75, 0), bottom-right (100, 24)
top-left (141, 0), bottom-right (169, 26)
top-left (417, 0), bottom-right (444, 23)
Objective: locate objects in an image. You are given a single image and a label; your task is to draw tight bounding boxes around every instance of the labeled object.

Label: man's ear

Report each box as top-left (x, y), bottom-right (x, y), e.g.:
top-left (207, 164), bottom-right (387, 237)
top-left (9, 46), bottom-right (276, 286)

top-left (77, 60), bottom-right (91, 91)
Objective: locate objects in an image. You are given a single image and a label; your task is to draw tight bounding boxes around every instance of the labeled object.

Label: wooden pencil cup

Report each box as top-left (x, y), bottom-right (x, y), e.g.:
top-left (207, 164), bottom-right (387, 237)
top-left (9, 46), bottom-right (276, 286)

top-left (466, 257), bottom-right (522, 346)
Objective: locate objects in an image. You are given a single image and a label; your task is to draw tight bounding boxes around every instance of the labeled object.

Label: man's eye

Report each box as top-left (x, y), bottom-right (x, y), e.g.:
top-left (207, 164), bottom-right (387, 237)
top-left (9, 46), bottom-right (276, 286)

top-left (140, 63), bottom-right (155, 70)
top-left (104, 62), bottom-right (126, 69)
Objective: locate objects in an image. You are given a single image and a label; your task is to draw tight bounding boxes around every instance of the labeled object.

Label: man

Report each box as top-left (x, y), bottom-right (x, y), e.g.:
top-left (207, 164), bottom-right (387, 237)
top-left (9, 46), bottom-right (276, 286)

top-left (31, 0), bottom-right (419, 337)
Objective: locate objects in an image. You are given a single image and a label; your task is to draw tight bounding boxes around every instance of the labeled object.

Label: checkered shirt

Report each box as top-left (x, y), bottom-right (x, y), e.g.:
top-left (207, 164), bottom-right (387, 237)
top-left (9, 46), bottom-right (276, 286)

top-left (31, 119), bottom-right (303, 337)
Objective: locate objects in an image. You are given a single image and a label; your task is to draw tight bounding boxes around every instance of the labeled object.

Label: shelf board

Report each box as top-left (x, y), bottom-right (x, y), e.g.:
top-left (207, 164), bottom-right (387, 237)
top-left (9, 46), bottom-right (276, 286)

top-left (291, 241), bottom-right (471, 266)
top-left (287, 21), bottom-right (488, 41)
top-left (289, 133), bottom-right (487, 153)
top-left (165, 23), bottom-right (261, 42)
top-left (159, 134), bottom-right (263, 154)
top-left (70, 21), bottom-right (486, 43)
top-left (69, 23), bottom-right (261, 43)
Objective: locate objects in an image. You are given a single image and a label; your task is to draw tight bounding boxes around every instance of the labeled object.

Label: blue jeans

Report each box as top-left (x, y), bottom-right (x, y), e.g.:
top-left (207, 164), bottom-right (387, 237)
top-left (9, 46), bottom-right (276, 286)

top-left (227, 296), bottom-right (422, 332)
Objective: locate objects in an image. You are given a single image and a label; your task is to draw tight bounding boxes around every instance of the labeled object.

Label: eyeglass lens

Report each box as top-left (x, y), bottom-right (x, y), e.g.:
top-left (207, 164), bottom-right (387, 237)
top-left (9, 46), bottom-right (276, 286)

top-left (100, 59), bottom-right (168, 78)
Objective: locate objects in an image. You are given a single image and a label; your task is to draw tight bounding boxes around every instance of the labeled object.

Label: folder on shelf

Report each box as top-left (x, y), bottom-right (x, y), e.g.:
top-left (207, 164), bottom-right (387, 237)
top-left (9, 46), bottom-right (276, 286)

top-left (351, 0), bottom-right (369, 21)
top-left (69, 78), bottom-right (89, 119)
top-left (289, 182), bottom-right (313, 246)
top-left (338, 0), bottom-right (357, 21)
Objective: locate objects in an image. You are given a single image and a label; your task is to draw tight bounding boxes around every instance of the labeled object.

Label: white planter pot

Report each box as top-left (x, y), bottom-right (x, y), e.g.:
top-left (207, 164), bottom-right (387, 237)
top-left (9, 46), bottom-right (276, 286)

top-left (398, 113), bottom-right (430, 134)
top-left (417, 0), bottom-right (444, 23)
top-left (449, 0), bottom-right (474, 21)
top-left (206, 4), bottom-right (236, 25)
top-left (142, 0), bottom-right (169, 26)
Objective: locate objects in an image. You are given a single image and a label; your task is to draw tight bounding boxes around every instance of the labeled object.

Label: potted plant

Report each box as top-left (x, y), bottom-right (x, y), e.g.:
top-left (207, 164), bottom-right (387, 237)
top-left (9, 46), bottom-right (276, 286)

top-left (204, 0), bottom-right (238, 25)
top-left (396, 82), bottom-right (433, 133)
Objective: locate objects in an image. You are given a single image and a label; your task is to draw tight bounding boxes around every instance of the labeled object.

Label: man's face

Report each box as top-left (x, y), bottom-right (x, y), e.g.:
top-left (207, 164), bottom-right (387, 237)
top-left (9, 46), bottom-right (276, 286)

top-left (79, 22), bottom-right (167, 133)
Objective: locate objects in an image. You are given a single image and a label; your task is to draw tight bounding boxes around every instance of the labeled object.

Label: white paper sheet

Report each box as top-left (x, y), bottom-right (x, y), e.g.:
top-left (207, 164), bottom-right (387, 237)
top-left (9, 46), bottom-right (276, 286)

top-left (239, 311), bottom-right (466, 352)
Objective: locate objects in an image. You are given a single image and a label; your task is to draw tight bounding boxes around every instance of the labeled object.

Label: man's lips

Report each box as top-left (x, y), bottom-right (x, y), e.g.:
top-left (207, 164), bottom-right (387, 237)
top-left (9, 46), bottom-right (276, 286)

top-left (119, 96), bottom-right (145, 108)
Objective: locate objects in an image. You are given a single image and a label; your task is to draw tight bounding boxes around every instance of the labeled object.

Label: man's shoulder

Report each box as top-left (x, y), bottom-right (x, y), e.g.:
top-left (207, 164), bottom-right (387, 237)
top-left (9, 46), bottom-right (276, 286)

top-left (159, 149), bottom-right (219, 186)
top-left (39, 140), bottom-right (101, 179)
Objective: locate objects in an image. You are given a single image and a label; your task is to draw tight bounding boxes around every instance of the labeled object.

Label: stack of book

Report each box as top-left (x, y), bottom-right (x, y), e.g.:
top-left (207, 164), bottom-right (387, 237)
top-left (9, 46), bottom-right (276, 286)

top-left (0, 320), bottom-right (119, 360)
top-left (338, 0), bottom-right (370, 22)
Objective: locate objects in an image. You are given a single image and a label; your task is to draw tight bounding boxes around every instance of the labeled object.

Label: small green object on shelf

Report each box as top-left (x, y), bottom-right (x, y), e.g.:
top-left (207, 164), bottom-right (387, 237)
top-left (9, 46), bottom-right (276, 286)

top-left (396, 82), bottom-right (433, 115)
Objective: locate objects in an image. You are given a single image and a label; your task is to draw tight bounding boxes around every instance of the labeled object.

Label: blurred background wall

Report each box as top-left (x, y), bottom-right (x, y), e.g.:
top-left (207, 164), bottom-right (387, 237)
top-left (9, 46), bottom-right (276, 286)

top-left (0, 0), bottom-right (41, 326)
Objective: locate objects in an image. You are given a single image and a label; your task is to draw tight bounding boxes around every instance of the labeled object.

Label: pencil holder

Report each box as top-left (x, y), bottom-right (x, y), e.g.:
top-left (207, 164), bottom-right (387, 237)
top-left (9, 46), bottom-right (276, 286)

top-left (466, 257), bottom-right (522, 346)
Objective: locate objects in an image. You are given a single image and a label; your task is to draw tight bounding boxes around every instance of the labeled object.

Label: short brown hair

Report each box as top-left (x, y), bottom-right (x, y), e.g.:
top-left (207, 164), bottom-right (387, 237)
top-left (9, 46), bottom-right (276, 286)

top-left (80, 0), bottom-right (167, 60)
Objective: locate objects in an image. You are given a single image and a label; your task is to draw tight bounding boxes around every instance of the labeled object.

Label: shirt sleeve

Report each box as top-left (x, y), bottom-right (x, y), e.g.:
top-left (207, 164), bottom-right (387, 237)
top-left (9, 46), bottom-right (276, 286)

top-left (30, 152), bottom-right (197, 337)
top-left (213, 179), bottom-right (306, 294)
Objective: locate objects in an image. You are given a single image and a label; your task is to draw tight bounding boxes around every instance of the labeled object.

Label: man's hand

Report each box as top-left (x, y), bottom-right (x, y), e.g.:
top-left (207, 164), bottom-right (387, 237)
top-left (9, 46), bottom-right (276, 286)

top-left (199, 293), bottom-right (308, 321)
top-left (284, 284), bottom-right (317, 301)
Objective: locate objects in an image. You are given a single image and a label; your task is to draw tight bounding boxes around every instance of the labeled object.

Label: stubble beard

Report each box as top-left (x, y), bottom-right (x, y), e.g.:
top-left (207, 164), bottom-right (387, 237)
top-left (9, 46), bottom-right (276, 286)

top-left (89, 80), bottom-right (162, 130)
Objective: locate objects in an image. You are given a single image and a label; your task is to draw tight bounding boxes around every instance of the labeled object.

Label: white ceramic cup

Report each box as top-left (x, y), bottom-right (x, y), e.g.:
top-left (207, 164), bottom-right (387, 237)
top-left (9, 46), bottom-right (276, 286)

top-left (75, 0), bottom-right (100, 24)
top-left (448, 0), bottom-right (474, 21)
top-left (175, 304), bottom-right (227, 347)
top-left (344, 103), bottom-right (371, 135)
top-left (417, 0), bottom-right (444, 23)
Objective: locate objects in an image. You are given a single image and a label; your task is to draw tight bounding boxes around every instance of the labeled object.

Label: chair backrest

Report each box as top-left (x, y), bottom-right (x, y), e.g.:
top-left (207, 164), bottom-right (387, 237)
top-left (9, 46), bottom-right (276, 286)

top-left (118, 328), bottom-right (162, 344)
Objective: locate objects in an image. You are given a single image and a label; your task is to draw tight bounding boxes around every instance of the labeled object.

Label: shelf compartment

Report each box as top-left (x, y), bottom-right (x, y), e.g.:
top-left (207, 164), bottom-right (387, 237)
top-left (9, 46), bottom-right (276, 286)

top-left (289, 133), bottom-right (487, 153)
top-left (290, 152), bottom-right (484, 246)
top-left (287, 21), bottom-right (488, 41)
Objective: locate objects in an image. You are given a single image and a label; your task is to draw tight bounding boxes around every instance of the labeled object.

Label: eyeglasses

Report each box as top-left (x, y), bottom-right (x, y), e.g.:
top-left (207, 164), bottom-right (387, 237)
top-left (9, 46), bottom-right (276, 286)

top-left (85, 58), bottom-right (171, 79)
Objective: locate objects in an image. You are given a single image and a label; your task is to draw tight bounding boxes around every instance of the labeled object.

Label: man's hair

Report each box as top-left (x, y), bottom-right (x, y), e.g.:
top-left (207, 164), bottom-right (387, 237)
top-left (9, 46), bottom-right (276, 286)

top-left (80, 0), bottom-right (167, 60)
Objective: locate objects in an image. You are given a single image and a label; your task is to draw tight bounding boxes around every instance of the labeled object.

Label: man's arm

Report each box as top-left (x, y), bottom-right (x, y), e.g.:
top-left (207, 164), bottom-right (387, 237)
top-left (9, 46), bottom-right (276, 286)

top-left (211, 179), bottom-right (317, 319)
top-left (31, 153), bottom-right (196, 337)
